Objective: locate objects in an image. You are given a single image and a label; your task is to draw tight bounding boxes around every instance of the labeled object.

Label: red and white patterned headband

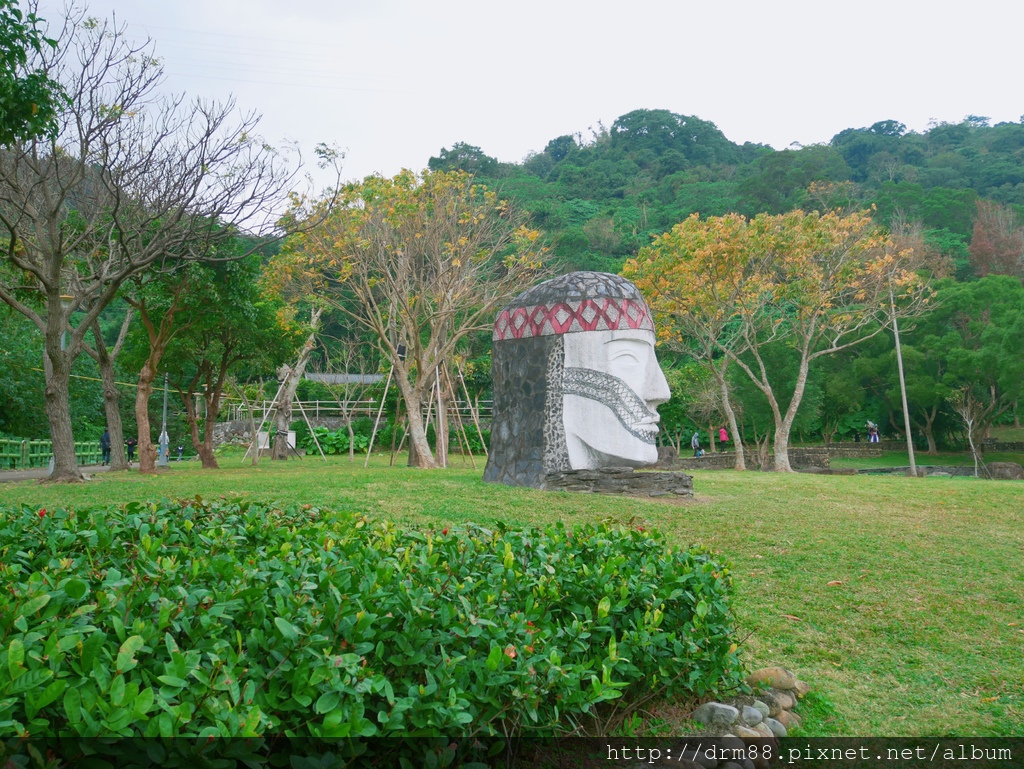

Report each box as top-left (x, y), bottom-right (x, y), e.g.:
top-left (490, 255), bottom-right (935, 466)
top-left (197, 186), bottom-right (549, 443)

top-left (493, 297), bottom-right (654, 341)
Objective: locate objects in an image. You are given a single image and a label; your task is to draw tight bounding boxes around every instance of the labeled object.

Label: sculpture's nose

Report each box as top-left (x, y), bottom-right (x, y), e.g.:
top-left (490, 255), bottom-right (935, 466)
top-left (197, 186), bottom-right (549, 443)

top-left (644, 356), bottom-right (671, 408)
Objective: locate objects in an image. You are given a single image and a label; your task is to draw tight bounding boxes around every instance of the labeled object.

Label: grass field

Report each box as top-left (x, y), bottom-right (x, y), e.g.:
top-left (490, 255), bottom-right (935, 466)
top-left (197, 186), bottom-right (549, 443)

top-left (3, 452), bottom-right (1022, 737)
top-left (829, 449), bottom-right (1024, 471)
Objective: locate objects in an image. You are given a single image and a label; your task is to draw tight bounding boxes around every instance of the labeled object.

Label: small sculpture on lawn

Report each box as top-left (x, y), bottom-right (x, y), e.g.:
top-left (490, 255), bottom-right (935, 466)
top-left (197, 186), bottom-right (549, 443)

top-left (484, 271), bottom-right (671, 488)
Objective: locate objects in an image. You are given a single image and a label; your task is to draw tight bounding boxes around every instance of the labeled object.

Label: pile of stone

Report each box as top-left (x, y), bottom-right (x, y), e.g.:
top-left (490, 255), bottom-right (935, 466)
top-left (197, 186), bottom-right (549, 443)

top-left (691, 666), bottom-right (808, 739)
top-left (641, 667), bottom-right (809, 769)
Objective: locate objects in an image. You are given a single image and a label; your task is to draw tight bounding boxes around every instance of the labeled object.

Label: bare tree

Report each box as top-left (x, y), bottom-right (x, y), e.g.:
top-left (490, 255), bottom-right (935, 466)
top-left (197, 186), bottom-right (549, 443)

top-left (969, 199), bottom-right (1024, 281)
top-left (0, 5), bottom-right (310, 480)
top-left (949, 388), bottom-right (985, 478)
top-left (311, 338), bottom-right (380, 462)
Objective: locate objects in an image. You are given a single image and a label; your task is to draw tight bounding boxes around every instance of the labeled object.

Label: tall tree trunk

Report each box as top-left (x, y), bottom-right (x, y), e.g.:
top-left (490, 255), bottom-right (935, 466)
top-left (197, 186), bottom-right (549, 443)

top-left (200, 390), bottom-right (220, 469)
top-left (186, 348), bottom-right (233, 469)
top-left (135, 360), bottom-right (158, 472)
top-left (40, 292), bottom-right (83, 481)
top-left (919, 406), bottom-right (939, 455)
top-left (94, 333), bottom-right (129, 471)
top-left (42, 343), bottom-right (82, 482)
top-left (183, 380), bottom-right (220, 469)
top-left (271, 363), bottom-right (297, 460)
top-left (398, 377), bottom-right (436, 468)
top-left (725, 345), bottom-right (809, 473)
top-left (771, 357), bottom-right (812, 473)
top-left (129, 291), bottom-right (191, 474)
top-left (188, 408), bottom-right (218, 468)
top-left (966, 426), bottom-right (979, 478)
top-left (890, 299), bottom-right (917, 476)
top-left (87, 313), bottom-right (133, 472)
top-left (273, 308), bottom-right (322, 460)
top-left (772, 423), bottom-right (793, 472)
top-left (716, 366), bottom-right (745, 471)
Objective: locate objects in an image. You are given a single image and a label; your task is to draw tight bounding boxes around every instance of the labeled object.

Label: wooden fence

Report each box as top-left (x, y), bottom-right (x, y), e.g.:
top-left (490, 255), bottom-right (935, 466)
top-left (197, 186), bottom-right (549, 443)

top-left (0, 438), bottom-right (102, 470)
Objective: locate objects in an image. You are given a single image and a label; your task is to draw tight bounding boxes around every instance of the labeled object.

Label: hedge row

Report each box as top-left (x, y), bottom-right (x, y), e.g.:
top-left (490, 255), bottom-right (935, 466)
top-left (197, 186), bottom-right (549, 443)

top-left (0, 499), bottom-right (744, 741)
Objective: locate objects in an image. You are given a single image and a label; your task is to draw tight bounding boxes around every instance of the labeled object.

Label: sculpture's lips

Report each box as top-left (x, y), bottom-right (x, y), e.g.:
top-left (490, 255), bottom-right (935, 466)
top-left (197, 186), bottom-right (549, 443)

top-left (633, 420), bottom-right (660, 438)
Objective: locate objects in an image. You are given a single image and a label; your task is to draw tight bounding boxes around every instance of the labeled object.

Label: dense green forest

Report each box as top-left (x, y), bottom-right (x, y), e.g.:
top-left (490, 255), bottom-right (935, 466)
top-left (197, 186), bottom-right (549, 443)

top-left (430, 109), bottom-right (1024, 279)
top-left (426, 109), bottom-right (1024, 449)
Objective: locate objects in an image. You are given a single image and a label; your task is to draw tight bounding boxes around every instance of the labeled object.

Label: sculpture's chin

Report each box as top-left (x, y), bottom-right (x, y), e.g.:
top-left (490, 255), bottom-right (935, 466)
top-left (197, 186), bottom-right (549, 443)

top-left (569, 437), bottom-right (658, 470)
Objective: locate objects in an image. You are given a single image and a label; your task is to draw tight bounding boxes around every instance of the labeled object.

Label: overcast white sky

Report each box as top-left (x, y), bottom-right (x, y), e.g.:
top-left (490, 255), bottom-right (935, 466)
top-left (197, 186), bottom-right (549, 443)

top-left (37, 0), bottom-right (1024, 185)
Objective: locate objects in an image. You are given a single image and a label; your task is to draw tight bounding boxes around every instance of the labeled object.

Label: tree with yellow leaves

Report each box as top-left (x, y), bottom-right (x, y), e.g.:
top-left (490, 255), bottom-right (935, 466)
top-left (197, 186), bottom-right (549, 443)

top-left (273, 169), bottom-right (545, 468)
top-left (625, 209), bottom-right (927, 471)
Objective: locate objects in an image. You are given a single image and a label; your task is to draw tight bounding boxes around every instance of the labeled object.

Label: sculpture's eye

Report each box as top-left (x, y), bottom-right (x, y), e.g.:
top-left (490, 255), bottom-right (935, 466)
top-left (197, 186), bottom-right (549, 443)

top-left (606, 338), bottom-right (648, 370)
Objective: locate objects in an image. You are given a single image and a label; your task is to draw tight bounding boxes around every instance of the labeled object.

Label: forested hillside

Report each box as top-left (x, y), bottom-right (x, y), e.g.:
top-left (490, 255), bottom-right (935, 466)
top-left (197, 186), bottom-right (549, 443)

top-left (429, 109), bottom-right (1024, 451)
top-left (430, 109), bottom-right (1024, 280)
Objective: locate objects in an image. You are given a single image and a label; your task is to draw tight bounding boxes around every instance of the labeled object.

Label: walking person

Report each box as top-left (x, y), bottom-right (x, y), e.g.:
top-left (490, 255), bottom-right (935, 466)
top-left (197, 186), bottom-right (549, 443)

top-left (100, 429), bottom-right (111, 465)
top-left (691, 430), bottom-right (701, 458)
top-left (125, 436), bottom-right (137, 464)
top-left (718, 425), bottom-right (729, 449)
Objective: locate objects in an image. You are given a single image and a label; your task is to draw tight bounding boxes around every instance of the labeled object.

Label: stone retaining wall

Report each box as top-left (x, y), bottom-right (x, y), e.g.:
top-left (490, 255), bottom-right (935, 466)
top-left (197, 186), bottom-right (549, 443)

top-left (212, 417), bottom-right (362, 447)
top-left (668, 447), bottom-right (834, 471)
top-left (212, 420), bottom-right (253, 447)
top-left (876, 438), bottom-right (1024, 452)
top-left (860, 462), bottom-right (1024, 479)
top-left (984, 440), bottom-right (1024, 451)
top-left (825, 445), bottom-right (884, 458)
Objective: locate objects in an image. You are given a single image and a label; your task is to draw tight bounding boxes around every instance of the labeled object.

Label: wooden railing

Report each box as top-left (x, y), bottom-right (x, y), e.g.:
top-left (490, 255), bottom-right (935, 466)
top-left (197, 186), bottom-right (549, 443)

top-left (223, 399), bottom-right (493, 424)
top-left (0, 438), bottom-right (102, 470)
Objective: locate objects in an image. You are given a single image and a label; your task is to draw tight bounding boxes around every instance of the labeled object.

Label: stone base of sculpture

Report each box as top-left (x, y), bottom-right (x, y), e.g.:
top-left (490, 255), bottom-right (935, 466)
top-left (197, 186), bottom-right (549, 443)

top-left (541, 467), bottom-right (693, 497)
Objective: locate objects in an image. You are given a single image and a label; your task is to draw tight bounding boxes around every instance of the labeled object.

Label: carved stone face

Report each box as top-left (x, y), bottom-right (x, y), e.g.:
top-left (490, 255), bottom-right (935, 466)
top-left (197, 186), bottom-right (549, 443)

top-left (483, 271), bottom-right (671, 488)
top-left (562, 328), bottom-right (671, 468)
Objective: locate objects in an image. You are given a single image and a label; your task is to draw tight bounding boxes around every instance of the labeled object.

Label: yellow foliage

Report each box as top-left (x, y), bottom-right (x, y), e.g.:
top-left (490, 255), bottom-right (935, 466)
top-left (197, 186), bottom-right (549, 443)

top-left (624, 208), bottom-right (927, 353)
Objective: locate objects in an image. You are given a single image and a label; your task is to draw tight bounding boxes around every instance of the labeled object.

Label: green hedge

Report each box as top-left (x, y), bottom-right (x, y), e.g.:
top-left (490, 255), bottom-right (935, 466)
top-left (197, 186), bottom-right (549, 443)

top-left (0, 499), bottom-right (744, 741)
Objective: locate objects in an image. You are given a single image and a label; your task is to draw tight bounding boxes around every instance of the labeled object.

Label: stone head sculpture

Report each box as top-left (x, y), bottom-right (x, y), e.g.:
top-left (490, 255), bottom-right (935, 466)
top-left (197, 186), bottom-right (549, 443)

top-left (483, 271), bottom-right (671, 488)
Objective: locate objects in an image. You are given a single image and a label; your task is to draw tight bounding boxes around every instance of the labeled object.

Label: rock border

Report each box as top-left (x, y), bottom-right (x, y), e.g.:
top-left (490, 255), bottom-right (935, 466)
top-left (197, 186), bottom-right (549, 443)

top-left (666, 666), bottom-right (809, 769)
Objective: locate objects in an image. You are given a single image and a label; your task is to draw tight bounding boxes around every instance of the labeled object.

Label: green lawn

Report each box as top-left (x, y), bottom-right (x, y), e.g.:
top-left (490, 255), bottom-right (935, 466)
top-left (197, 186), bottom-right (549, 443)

top-left (991, 426), bottom-right (1024, 443)
top-left (829, 447), bottom-right (1024, 471)
top-left (3, 453), bottom-right (1022, 737)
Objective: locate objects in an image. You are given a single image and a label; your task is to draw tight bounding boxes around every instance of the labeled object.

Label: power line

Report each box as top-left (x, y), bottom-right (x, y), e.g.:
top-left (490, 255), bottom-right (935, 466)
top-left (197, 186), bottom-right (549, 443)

top-left (165, 71), bottom-right (401, 94)
top-left (27, 367), bottom-right (245, 402)
top-left (124, 20), bottom-right (316, 48)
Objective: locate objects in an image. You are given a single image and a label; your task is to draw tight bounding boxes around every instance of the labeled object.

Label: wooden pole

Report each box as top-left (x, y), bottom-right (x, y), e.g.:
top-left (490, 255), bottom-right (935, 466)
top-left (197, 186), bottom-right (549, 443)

top-left (457, 362), bottom-right (488, 458)
top-left (243, 379), bottom-right (287, 461)
top-left (294, 397), bottom-right (327, 462)
top-left (364, 365), bottom-right (394, 468)
top-left (891, 287), bottom-right (917, 477)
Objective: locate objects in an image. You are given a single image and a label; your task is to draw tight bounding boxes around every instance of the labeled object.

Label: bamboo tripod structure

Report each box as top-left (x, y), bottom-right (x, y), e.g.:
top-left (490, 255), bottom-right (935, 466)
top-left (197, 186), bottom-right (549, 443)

top-left (386, 362), bottom-right (488, 468)
top-left (242, 378), bottom-right (328, 463)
